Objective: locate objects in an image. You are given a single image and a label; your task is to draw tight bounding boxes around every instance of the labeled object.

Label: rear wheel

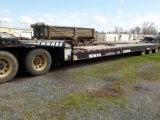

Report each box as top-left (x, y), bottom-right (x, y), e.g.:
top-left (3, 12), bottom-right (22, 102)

top-left (25, 49), bottom-right (52, 76)
top-left (148, 50), bottom-right (152, 54)
top-left (0, 51), bottom-right (18, 83)
top-left (141, 50), bottom-right (146, 55)
top-left (153, 48), bottom-right (158, 53)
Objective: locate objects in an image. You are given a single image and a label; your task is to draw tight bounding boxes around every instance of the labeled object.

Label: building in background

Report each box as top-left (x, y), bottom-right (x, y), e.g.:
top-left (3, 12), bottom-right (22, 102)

top-left (0, 27), bottom-right (14, 34)
top-left (97, 33), bottom-right (119, 42)
top-left (14, 29), bottom-right (33, 39)
top-left (0, 27), bottom-right (33, 39)
top-left (96, 32), bottom-right (151, 43)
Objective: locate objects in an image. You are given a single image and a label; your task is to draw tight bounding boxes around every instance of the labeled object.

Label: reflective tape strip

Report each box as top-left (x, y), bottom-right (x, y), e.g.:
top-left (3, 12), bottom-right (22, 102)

top-left (59, 43), bottom-right (63, 46)
top-left (51, 42), bottom-right (55, 46)
top-left (41, 42), bottom-right (46, 45)
top-left (25, 43), bottom-right (40, 45)
top-left (89, 53), bottom-right (102, 58)
top-left (46, 42), bottom-right (51, 46)
top-left (55, 43), bottom-right (59, 46)
top-left (25, 42), bottom-right (64, 47)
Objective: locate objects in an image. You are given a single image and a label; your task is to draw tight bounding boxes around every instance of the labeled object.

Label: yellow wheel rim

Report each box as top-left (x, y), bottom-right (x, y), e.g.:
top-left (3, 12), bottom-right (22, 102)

top-left (32, 54), bottom-right (47, 71)
top-left (0, 58), bottom-right (12, 78)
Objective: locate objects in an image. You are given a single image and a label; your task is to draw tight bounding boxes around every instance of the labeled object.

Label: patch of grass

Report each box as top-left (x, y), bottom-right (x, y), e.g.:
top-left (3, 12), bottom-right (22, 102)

top-left (1, 94), bottom-right (12, 99)
top-left (1, 105), bottom-right (13, 112)
top-left (62, 92), bottom-right (94, 109)
top-left (154, 113), bottom-right (160, 120)
top-left (136, 63), bottom-right (160, 81)
top-left (21, 99), bottom-right (66, 120)
top-left (106, 96), bottom-right (126, 108)
top-left (69, 53), bottom-right (160, 84)
top-left (69, 61), bottom-right (130, 83)
top-left (61, 92), bottom-right (126, 111)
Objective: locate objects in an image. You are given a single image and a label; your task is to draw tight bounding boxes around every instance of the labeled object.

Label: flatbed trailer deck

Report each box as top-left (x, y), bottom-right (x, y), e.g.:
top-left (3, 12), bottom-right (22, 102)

top-left (0, 38), bottom-right (160, 83)
top-left (73, 43), bottom-right (159, 60)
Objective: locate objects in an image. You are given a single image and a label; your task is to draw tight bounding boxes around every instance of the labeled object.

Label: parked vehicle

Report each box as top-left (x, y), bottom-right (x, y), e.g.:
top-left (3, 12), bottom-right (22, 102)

top-left (143, 36), bottom-right (160, 43)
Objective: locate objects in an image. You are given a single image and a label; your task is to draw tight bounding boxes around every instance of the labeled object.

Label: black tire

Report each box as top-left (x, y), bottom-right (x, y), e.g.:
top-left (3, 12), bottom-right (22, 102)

top-left (25, 49), bottom-right (52, 76)
top-left (0, 51), bottom-right (18, 83)
top-left (148, 50), bottom-right (152, 54)
top-left (141, 50), bottom-right (146, 55)
top-left (153, 48), bottom-right (158, 53)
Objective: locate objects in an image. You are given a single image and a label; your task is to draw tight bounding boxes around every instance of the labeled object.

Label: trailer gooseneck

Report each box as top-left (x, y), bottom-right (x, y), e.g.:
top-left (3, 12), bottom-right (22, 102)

top-left (0, 25), bottom-right (160, 83)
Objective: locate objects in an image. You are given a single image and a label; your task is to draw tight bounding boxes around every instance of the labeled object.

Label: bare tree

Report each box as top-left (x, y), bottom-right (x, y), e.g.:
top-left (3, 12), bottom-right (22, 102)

top-left (129, 28), bottom-right (135, 34)
top-left (141, 22), bottom-right (157, 35)
top-left (135, 26), bottom-right (141, 34)
top-left (129, 26), bottom-right (141, 34)
top-left (141, 22), bottom-right (149, 34)
top-left (123, 30), bottom-right (129, 34)
top-left (113, 26), bottom-right (123, 33)
top-left (150, 29), bottom-right (158, 35)
top-left (112, 22), bottom-right (157, 35)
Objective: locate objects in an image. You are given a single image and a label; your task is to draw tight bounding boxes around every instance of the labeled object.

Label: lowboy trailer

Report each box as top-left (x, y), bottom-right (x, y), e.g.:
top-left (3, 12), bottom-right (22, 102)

top-left (0, 37), bottom-right (160, 83)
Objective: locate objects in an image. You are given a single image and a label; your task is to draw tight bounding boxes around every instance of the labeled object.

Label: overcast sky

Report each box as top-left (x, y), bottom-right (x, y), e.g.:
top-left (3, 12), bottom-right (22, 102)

top-left (0, 0), bottom-right (160, 32)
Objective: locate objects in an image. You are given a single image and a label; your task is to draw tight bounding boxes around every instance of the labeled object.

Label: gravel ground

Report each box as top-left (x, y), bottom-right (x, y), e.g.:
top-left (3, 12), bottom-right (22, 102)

top-left (0, 54), bottom-right (160, 120)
